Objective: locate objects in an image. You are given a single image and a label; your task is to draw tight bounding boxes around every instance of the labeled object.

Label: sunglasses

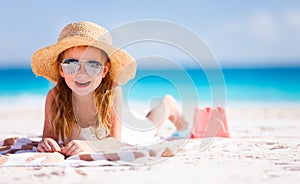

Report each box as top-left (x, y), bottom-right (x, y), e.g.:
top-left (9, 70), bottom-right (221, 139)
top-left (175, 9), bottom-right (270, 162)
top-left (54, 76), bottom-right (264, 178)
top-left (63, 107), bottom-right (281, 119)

top-left (61, 58), bottom-right (104, 76)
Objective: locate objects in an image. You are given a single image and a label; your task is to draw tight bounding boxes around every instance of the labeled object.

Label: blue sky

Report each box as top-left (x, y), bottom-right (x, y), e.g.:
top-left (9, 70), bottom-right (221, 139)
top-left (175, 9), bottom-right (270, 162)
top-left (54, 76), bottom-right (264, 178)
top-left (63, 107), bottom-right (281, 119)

top-left (1, 0), bottom-right (300, 68)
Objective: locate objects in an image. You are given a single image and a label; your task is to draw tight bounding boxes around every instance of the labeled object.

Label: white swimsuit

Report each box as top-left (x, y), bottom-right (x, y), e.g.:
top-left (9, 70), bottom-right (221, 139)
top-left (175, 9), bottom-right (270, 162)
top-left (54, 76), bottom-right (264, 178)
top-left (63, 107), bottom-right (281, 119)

top-left (77, 125), bottom-right (107, 140)
top-left (58, 123), bottom-right (107, 144)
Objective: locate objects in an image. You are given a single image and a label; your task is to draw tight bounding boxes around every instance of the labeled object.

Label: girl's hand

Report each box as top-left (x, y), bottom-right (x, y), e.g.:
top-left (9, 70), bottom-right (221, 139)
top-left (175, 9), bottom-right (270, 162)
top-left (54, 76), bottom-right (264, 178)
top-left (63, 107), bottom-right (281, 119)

top-left (37, 138), bottom-right (61, 153)
top-left (60, 140), bottom-right (95, 156)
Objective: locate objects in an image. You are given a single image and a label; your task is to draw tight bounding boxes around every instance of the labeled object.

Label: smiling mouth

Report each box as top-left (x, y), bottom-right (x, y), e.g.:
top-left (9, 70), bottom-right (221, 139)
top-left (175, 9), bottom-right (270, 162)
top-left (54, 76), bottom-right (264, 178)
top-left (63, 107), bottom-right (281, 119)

top-left (75, 81), bottom-right (91, 88)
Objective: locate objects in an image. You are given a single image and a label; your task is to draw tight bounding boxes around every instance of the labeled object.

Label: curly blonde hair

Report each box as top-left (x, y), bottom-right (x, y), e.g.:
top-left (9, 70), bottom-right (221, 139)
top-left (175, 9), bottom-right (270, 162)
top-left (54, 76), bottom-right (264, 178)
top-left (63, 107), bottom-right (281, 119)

top-left (49, 47), bottom-right (114, 145)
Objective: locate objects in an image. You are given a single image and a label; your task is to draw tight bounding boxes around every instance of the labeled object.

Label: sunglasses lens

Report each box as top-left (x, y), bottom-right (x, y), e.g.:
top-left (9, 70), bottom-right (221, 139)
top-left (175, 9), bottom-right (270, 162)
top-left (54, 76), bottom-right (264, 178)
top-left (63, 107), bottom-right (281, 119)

top-left (85, 61), bottom-right (103, 76)
top-left (61, 59), bottom-right (80, 74)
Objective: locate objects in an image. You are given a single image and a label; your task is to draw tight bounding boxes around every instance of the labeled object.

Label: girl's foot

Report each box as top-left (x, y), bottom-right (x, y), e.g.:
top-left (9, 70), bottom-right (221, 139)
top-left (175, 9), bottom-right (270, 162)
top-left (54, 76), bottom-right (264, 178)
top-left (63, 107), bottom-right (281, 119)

top-left (162, 95), bottom-right (189, 131)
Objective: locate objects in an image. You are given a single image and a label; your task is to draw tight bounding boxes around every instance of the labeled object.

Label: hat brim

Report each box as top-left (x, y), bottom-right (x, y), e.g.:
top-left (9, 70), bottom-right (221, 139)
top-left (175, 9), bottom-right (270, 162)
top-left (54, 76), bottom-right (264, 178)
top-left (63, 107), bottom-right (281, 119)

top-left (31, 37), bottom-right (136, 85)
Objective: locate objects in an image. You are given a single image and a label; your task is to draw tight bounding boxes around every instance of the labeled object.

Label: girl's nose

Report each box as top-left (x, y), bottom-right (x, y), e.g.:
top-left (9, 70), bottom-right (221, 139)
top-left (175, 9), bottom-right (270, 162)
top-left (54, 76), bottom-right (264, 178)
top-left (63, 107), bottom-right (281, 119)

top-left (77, 63), bottom-right (88, 74)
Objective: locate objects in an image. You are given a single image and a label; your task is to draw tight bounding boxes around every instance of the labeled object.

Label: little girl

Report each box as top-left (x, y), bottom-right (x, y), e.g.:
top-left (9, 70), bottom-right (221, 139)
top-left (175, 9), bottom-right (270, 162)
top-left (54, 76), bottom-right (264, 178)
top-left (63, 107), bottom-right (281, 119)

top-left (31, 21), bottom-right (188, 156)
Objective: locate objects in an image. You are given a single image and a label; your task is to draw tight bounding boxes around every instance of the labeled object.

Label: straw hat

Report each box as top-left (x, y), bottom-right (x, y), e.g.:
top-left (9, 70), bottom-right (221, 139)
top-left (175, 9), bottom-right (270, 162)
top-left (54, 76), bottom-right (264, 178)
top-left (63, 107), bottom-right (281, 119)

top-left (31, 21), bottom-right (136, 85)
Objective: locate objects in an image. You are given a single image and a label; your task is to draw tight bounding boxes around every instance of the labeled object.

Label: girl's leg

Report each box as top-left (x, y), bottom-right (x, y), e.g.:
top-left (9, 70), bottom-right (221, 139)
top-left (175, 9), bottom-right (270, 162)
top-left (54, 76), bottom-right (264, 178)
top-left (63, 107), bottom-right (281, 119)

top-left (146, 95), bottom-right (188, 136)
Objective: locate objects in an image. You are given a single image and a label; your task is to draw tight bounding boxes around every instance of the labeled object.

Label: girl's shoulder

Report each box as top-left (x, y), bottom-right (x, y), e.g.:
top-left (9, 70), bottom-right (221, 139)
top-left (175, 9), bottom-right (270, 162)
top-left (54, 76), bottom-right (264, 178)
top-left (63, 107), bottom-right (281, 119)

top-left (112, 85), bottom-right (122, 96)
top-left (48, 86), bottom-right (58, 95)
top-left (46, 87), bottom-right (58, 104)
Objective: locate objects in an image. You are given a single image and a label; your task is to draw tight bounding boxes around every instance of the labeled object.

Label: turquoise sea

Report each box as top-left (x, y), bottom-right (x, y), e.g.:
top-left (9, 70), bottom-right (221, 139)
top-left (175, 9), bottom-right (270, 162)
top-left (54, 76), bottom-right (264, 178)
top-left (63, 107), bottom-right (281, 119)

top-left (0, 67), bottom-right (300, 102)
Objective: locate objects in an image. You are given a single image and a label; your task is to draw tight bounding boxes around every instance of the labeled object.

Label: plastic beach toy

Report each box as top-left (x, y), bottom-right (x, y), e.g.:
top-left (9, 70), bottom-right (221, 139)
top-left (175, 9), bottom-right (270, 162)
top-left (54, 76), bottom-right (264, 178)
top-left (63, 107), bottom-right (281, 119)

top-left (190, 107), bottom-right (230, 138)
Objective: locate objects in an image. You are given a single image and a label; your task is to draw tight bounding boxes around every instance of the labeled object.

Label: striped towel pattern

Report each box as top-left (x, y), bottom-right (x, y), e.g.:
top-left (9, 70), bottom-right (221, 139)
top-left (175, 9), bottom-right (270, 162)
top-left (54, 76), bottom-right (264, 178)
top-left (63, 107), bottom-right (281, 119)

top-left (0, 137), bottom-right (185, 166)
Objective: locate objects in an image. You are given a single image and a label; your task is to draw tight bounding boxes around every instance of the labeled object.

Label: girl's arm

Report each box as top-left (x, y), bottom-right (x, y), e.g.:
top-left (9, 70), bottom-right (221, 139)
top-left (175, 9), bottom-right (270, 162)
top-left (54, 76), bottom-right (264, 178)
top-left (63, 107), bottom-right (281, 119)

top-left (110, 86), bottom-right (123, 141)
top-left (37, 88), bottom-right (61, 152)
top-left (42, 88), bottom-right (57, 140)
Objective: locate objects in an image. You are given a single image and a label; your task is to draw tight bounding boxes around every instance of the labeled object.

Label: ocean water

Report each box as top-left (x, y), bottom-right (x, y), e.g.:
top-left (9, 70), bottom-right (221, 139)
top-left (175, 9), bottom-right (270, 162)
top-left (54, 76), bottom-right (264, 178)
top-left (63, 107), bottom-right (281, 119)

top-left (0, 67), bottom-right (300, 103)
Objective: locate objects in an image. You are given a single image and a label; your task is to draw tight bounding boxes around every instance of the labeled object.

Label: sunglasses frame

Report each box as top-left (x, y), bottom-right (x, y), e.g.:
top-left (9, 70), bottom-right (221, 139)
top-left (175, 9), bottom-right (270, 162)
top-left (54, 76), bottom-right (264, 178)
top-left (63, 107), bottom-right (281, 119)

top-left (61, 58), bottom-right (105, 76)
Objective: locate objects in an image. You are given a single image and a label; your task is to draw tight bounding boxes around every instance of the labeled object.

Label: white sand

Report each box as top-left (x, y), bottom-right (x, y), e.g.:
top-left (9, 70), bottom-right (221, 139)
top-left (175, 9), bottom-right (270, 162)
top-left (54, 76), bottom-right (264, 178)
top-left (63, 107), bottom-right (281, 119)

top-left (0, 98), bottom-right (300, 183)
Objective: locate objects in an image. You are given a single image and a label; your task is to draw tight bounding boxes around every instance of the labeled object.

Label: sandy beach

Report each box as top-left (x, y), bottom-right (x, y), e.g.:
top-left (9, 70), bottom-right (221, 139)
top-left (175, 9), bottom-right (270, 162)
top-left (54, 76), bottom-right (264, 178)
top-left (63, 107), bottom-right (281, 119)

top-left (1, 0), bottom-right (300, 183)
top-left (0, 98), bottom-right (300, 183)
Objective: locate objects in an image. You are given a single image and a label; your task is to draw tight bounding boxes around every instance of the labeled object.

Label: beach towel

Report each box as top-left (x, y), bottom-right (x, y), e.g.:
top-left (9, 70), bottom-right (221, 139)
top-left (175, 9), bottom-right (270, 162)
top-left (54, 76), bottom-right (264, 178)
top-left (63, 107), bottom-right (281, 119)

top-left (0, 137), bottom-right (192, 167)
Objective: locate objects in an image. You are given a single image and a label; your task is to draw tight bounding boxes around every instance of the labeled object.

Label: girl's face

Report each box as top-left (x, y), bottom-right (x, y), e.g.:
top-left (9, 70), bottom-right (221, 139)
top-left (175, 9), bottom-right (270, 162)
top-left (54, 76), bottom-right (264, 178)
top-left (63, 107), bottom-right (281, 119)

top-left (59, 46), bottom-right (109, 96)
